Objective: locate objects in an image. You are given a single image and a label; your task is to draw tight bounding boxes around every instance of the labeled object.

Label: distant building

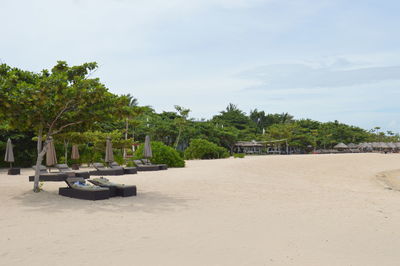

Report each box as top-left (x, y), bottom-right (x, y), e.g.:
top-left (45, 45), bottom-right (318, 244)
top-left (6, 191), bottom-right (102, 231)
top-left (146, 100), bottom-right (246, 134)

top-left (234, 140), bottom-right (264, 154)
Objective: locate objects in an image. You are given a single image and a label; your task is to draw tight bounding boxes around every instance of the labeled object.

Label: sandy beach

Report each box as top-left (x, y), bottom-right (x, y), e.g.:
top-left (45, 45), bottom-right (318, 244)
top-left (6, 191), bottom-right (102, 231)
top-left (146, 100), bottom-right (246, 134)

top-left (1, 153), bottom-right (400, 266)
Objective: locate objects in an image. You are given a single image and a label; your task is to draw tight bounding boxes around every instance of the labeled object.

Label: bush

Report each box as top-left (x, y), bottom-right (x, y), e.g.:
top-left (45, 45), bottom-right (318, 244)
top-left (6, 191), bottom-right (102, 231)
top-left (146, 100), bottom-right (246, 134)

top-left (133, 141), bottom-right (185, 168)
top-left (233, 153), bottom-right (245, 158)
top-left (114, 153), bottom-right (124, 165)
top-left (184, 139), bottom-right (229, 160)
top-left (126, 160), bottom-right (135, 167)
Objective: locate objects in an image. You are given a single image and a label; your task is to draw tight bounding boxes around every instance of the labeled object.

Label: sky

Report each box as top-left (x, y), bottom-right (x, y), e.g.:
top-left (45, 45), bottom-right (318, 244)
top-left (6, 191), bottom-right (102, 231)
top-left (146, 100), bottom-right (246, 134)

top-left (1, 0), bottom-right (400, 132)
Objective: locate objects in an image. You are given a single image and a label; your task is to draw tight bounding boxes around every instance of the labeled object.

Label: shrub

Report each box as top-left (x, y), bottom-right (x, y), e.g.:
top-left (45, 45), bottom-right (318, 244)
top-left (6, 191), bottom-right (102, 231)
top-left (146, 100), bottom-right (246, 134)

top-left (113, 153), bottom-right (124, 165)
top-left (233, 153), bottom-right (245, 158)
top-left (184, 139), bottom-right (229, 160)
top-left (133, 141), bottom-right (185, 168)
top-left (126, 160), bottom-right (135, 167)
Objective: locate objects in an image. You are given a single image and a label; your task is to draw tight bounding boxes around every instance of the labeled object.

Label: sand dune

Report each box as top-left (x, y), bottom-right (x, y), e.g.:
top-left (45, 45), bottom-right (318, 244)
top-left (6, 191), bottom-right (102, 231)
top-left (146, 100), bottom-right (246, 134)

top-left (1, 153), bottom-right (400, 266)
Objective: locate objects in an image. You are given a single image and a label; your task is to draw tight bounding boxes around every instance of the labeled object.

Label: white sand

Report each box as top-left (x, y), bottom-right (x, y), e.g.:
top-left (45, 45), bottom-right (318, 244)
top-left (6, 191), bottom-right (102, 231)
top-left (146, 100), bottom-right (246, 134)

top-left (1, 153), bottom-right (400, 266)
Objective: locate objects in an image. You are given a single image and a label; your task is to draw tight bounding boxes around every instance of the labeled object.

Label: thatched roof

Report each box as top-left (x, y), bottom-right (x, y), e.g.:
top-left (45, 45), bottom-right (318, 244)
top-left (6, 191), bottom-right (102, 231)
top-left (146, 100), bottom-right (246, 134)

top-left (334, 143), bottom-right (348, 149)
top-left (371, 142), bottom-right (380, 148)
top-left (378, 142), bottom-right (390, 149)
top-left (235, 141), bottom-right (264, 147)
top-left (347, 143), bottom-right (358, 148)
top-left (387, 142), bottom-right (397, 149)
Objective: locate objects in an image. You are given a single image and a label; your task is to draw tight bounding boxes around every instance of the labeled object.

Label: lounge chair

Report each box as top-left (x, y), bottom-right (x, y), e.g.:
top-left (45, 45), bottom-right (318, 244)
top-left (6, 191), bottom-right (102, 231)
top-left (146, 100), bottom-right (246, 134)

top-left (89, 163), bottom-right (124, 176)
top-left (55, 164), bottom-right (90, 179)
top-left (109, 162), bottom-right (137, 174)
top-left (134, 159), bottom-right (168, 171)
top-left (28, 165), bottom-right (68, 182)
top-left (141, 159), bottom-right (168, 170)
top-left (88, 177), bottom-right (137, 197)
top-left (59, 177), bottom-right (110, 200)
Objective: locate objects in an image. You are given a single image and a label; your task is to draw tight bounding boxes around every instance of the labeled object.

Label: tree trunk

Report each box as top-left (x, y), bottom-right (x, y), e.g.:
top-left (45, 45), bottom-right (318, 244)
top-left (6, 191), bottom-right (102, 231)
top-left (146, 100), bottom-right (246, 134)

top-left (174, 127), bottom-right (182, 150)
top-left (64, 139), bottom-right (69, 164)
top-left (37, 127), bottom-right (43, 155)
top-left (124, 118), bottom-right (128, 158)
top-left (33, 130), bottom-right (49, 192)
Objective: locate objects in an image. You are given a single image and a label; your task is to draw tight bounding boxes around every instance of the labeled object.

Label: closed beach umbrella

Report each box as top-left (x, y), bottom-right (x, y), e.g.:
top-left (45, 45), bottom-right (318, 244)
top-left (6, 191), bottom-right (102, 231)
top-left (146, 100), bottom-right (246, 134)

top-left (4, 138), bottom-right (15, 168)
top-left (71, 144), bottom-right (80, 160)
top-left (144, 135), bottom-right (152, 158)
top-left (105, 137), bottom-right (114, 163)
top-left (46, 137), bottom-right (57, 167)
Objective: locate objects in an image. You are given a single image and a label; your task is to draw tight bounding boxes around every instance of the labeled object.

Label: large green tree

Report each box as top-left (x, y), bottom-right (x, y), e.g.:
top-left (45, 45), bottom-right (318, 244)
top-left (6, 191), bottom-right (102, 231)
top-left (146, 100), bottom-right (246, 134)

top-left (0, 61), bottom-right (122, 192)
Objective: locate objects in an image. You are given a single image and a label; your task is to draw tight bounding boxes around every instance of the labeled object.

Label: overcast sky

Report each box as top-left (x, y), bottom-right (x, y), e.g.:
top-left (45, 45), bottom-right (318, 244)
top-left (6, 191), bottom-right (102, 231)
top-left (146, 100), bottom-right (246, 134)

top-left (1, 0), bottom-right (400, 132)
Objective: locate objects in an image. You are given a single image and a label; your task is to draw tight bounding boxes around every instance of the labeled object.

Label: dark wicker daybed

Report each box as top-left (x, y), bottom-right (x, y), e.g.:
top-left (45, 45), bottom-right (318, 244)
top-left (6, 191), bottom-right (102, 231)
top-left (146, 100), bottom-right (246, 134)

top-left (55, 164), bottom-right (90, 179)
top-left (28, 165), bottom-right (69, 182)
top-left (109, 162), bottom-right (138, 174)
top-left (89, 163), bottom-right (124, 176)
top-left (88, 177), bottom-right (137, 197)
top-left (59, 177), bottom-right (110, 200)
top-left (134, 159), bottom-right (168, 171)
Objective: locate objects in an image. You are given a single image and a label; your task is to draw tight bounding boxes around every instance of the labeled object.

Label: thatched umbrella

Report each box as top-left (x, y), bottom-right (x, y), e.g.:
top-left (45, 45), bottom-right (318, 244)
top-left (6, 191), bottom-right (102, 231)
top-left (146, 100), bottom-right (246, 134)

top-left (366, 143), bottom-right (374, 151)
top-left (4, 138), bottom-right (15, 168)
top-left (379, 142), bottom-right (389, 150)
top-left (71, 144), bottom-right (80, 160)
top-left (46, 137), bottom-right (57, 168)
top-left (105, 137), bottom-right (114, 164)
top-left (387, 142), bottom-right (397, 150)
top-left (334, 143), bottom-right (348, 149)
top-left (144, 135), bottom-right (153, 158)
top-left (371, 142), bottom-right (380, 150)
top-left (347, 143), bottom-right (357, 149)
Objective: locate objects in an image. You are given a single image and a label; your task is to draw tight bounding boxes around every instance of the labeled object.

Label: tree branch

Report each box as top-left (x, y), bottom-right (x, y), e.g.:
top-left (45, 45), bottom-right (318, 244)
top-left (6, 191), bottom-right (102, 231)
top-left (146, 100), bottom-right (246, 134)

top-left (52, 121), bottom-right (83, 135)
top-left (48, 100), bottom-right (73, 133)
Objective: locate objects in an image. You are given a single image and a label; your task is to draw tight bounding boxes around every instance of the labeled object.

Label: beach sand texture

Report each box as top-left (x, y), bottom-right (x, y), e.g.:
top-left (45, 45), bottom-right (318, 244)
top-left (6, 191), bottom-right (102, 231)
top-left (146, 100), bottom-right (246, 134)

top-left (1, 153), bottom-right (400, 266)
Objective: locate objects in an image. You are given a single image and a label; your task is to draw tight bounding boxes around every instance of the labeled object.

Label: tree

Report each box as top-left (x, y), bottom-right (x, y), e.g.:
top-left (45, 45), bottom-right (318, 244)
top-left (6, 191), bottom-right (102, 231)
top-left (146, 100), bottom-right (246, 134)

top-left (0, 61), bottom-right (122, 192)
top-left (213, 103), bottom-right (254, 131)
top-left (173, 105), bottom-right (191, 150)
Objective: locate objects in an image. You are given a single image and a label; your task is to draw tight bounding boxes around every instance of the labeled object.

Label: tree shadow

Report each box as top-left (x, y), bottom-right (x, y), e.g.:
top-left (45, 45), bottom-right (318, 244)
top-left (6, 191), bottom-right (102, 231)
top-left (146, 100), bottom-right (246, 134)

top-left (12, 188), bottom-right (194, 214)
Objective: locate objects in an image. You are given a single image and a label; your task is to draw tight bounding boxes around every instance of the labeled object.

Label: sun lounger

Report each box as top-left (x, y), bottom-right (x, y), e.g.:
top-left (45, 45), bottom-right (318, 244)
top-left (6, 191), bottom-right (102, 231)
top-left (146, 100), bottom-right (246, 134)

top-left (109, 162), bottom-right (137, 174)
top-left (28, 165), bottom-right (69, 182)
top-left (142, 159), bottom-right (168, 170)
top-left (134, 159), bottom-right (168, 171)
top-left (59, 177), bottom-right (110, 200)
top-left (89, 163), bottom-right (124, 176)
top-left (55, 164), bottom-right (90, 179)
top-left (88, 177), bottom-right (137, 197)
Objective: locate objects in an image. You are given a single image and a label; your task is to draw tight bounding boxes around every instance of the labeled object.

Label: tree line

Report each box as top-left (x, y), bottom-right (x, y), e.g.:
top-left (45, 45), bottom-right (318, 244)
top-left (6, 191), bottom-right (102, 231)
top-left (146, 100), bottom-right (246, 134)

top-left (1, 61), bottom-right (398, 190)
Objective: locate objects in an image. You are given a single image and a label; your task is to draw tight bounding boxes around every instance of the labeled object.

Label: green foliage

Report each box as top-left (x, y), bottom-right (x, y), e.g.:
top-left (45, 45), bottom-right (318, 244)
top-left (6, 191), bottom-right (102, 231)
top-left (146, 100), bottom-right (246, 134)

top-left (184, 139), bottom-right (229, 160)
top-left (126, 160), bottom-right (136, 167)
top-left (1, 61), bottom-right (400, 173)
top-left (0, 130), bottom-right (36, 167)
top-left (212, 103), bottom-right (254, 131)
top-left (114, 153), bottom-right (124, 166)
top-left (134, 141), bottom-right (185, 167)
top-left (233, 153), bottom-right (245, 158)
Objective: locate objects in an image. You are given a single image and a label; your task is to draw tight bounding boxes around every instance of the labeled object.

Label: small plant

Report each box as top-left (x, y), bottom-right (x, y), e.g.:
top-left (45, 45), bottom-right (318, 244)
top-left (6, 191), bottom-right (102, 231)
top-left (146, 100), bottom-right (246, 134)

top-left (233, 153), bottom-right (245, 158)
top-left (38, 181), bottom-right (44, 191)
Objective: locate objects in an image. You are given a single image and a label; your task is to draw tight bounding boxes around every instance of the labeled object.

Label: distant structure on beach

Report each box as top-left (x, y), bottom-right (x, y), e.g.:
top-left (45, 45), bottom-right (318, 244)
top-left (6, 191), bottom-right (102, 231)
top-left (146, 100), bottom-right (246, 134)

top-left (234, 141), bottom-right (400, 155)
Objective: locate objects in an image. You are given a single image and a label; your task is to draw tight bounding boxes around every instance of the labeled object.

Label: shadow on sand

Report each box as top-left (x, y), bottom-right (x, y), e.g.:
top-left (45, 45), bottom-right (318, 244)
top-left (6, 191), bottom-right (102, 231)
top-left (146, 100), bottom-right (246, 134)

top-left (12, 189), bottom-right (194, 214)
